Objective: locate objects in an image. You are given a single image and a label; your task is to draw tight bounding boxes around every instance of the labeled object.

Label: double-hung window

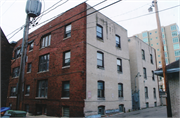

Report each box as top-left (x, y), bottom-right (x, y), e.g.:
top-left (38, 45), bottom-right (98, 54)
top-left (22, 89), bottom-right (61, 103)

top-left (65, 24), bottom-right (71, 38)
top-left (97, 24), bottom-right (103, 39)
top-left (37, 80), bottom-right (48, 97)
top-left (98, 81), bottom-right (104, 98)
top-left (63, 51), bottom-right (71, 66)
top-left (10, 87), bottom-right (16, 96)
top-left (62, 81), bottom-right (70, 97)
top-left (14, 48), bottom-right (21, 59)
top-left (40, 34), bottom-right (51, 48)
top-left (143, 67), bottom-right (147, 79)
top-left (145, 87), bottom-right (148, 99)
top-left (39, 54), bottom-right (49, 72)
top-left (117, 58), bottom-right (122, 72)
top-left (26, 85), bottom-right (30, 95)
top-left (29, 42), bottom-right (34, 51)
top-left (27, 63), bottom-right (32, 73)
top-left (12, 67), bottom-right (20, 77)
top-left (97, 51), bottom-right (104, 68)
top-left (118, 83), bottom-right (123, 97)
top-left (116, 35), bottom-right (121, 48)
top-left (142, 49), bottom-right (145, 60)
top-left (150, 54), bottom-right (153, 64)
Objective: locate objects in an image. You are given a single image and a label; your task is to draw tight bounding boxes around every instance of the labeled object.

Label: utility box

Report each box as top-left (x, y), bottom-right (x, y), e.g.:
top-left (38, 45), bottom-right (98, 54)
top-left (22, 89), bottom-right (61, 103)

top-left (26, 0), bottom-right (42, 17)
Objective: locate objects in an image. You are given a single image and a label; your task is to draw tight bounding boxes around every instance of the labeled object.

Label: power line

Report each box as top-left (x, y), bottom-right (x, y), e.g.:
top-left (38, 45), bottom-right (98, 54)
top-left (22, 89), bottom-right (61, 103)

top-left (117, 4), bottom-right (180, 22)
top-left (2, 0), bottom-right (17, 15)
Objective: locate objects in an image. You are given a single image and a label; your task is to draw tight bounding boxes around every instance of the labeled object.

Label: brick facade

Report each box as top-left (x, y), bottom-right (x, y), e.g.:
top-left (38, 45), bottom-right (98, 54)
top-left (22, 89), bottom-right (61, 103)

top-left (6, 3), bottom-right (87, 117)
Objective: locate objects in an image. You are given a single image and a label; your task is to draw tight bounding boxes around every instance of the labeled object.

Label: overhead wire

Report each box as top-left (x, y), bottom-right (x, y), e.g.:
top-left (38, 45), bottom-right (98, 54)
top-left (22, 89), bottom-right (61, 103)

top-left (2, 0), bottom-right (17, 15)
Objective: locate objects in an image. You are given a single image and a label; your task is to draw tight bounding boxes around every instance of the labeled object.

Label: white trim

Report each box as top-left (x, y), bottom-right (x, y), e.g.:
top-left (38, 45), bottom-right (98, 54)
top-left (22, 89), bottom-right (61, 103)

top-left (62, 65), bottom-right (70, 69)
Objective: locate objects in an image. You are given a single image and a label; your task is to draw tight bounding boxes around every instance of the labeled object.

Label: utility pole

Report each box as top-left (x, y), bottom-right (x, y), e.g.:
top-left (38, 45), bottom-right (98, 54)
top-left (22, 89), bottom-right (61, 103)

top-left (149, 0), bottom-right (172, 117)
top-left (16, 0), bottom-right (42, 110)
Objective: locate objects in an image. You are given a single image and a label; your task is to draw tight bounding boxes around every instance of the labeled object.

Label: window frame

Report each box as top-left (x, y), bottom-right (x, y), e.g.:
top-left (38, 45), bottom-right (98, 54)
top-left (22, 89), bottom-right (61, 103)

top-left (40, 34), bottom-right (51, 49)
top-left (152, 71), bottom-right (154, 81)
top-left (98, 106), bottom-right (105, 115)
top-left (29, 42), bottom-right (34, 51)
top-left (150, 54), bottom-right (153, 64)
top-left (37, 79), bottom-right (48, 98)
top-left (119, 104), bottom-right (124, 112)
top-left (96, 24), bottom-right (103, 40)
top-left (63, 51), bottom-right (71, 67)
top-left (142, 49), bottom-right (145, 60)
top-left (38, 54), bottom-right (50, 72)
top-left (98, 81), bottom-right (105, 98)
top-left (97, 51), bottom-right (104, 68)
top-left (14, 47), bottom-right (21, 59)
top-left (62, 81), bottom-right (70, 98)
top-left (143, 67), bottom-right (147, 79)
top-left (26, 85), bottom-right (30, 95)
top-left (27, 63), bottom-right (32, 73)
top-left (153, 88), bottom-right (156, 99)
top-left (62, 106), bottom-right (70, 117)
top-left (10, 87), bottom-right (16, 96)
top-left (64, 24), bottom-right (72, 38)
top-left (12, 66), bottom-right (20, 78)
top-left (115, 35), bottom-right (121, 48)
top-left (117, 58), bottom-right (122, 72)
top-left (118, 83), bottom-right (123, 98)
top-left (145, 86), bottom-right (148, 99)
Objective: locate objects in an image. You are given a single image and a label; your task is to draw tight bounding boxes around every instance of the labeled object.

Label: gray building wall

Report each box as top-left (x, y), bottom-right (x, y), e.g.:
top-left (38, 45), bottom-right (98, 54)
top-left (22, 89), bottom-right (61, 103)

top-left (128, 36), bottom-right (160, 109)
top-left (85, 4), bottom-right (132, 117)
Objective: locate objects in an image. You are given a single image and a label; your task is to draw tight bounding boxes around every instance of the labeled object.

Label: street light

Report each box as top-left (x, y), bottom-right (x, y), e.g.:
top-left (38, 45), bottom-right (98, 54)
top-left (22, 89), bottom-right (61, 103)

top-left (148, 0), bottom-right (172, 117)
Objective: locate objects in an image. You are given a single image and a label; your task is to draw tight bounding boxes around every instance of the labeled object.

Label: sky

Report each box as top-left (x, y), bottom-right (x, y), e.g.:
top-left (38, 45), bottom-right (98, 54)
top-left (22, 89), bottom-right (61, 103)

top-left (1, 0), bottom-right (180, 43)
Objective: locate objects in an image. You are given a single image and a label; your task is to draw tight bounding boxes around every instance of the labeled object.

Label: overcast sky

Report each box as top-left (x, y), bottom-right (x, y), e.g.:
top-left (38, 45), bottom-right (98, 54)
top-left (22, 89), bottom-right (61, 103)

top-left (1, 0), bottom-right (180, 43)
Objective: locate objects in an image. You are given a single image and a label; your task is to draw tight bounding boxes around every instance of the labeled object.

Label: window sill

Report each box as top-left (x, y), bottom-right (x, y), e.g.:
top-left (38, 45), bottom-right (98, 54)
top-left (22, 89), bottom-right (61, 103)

top-left (61, 97), bottom-right (70, 99)
top-left (98, 98), bottom-right (105, 100)
top-left (97, 37), bottom-right (104, 42)
top-left (117, 71), bottom-right (123, 74)
top-left (116, 46), bottom-right (121, 50)
top-left (29, 50), bottom-right (33, 52)
top-left (39, 46), bottom-right (50, 51)
top-left (63, 36), bottom-right (71, 40)
top-left (37, 70), bottom-right (49, 74)
top-left (62, 65), bottom-right (70, 69)
top-left (13, 76), bottom-right (19, 79)
top-left (97, 67), bottom-right (104, 70)
top-left (35, 97), bottom-right (48, 99)
top-left (27, 72), bottom-right (31, 74)
top-left (9, 96), bottom-right (17, 98)
top-left (25, 94), bottom-right (30, 96)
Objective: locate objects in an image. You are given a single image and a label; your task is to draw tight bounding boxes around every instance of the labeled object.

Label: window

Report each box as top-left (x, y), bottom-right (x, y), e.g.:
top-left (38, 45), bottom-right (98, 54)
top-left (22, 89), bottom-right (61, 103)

top-left (142, 49), bottom-right (145, 60)
top-left (157, 49), bottom-right (159, 51)
top-left (150, 54), bottom-right (153, 64)
top-left (173, 44), bottom-right (180, 50)
top-left (14, 48), bottom-right (21, 59)
top-left (9, 103), bottom-right (12, 107)
top-left (153, 88), bottom-right (156, 98)
top-left (156, 37), bottom-right (158, 39)
top-left (172, 31), bottom-right (177, 37)
top-left (157, 43), bottom-right (159, 45)
top-left (162, 34), bottom-right (165, 39)
top-left (155, 31), bottom-right (157, 33)
top-left (26, 85), bottom-right (30, 94)
top-left (119, 104), bottom-right (124, 112)
top-left (27, 63), bottom-right (32, 73)
top-left (62, 81), bottom-right (70, 97)
top-left (97, 51), bottom-right (104, 68)
top-left (29, 42), bottom-right (34, 51)
top-left (40, 34), bottom-right (51, 48)
top-left (65, 24), bottom-right (71, 38)
top-left (39, 54), bottom-right (49, 72)
top-left (159, 61), bottom-right (161, 63)
top-left (176, 57), bottom-right (180, 60)
top-left (97, 24), bottom-right (103, 39)
top-left (150, 33), bottom-right (152, 35)
top-left (62, 106), bottom-right (69, 117)
top-left (173, 37), bottom-right (179, 43)
top-left (12, 67), bottom-right (20, 77)
top-left (37, 80), bottom-right (48, 97)
top-left (142, 32), bottom-right (148, 37)
top-left (151, 44), bottom-right (153, 46)
top-left (143, 68), bottom-right (147, 79)
top-left (10, 87), bottom-right (16, 96)
top-left (165, 58), bottom-right (168, 64)
top-left (152, 71), bottom-right (154, 81)
top-left (164, 52), bottom-right (167, 57)
top-left (159, 77), bottom-right (162, 81)
top-left (146, 102), bottom-right (149, 108)
top-left (118, 83), bottom-right (123, 97)
top-left (154, 102), bottom-right (157, 107)
top-left (158, 55), bottom-right (160, 57)
top-left (160, 85), bottom-right (163, 90)
top-left (175, 50), bottom-right (180, 56)
top-left (98, 81), bottom-right (104, 98)
top-left (145, 87), bottom-right (148, 98)
top-left (98, 106), bottom-right (105, 115)
top-left (161, 28), bottom-right (164, 32)
top-left (117, 58), bottom-right (122, 72)
top-left (63, 51), bottom-right (71, 66)
top-left (116, 35), bottom-right (121, 48)
top-left (143, 38), bottom-right (148, 44)
top-left (25, 104), bottom-right (29, 112)
top-left (164, 46), bottom-right (167, 51)
top-left (171, 25), bottom-right (176, 30)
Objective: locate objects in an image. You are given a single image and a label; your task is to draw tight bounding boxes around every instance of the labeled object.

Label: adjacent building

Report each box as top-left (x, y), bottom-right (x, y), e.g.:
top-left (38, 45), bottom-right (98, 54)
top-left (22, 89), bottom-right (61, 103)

top-left (134, 23), bottom-right (180, 91)
top-left (128, 36), bottom-right (160, 109)
top-left (6, 3), bottom-right (132, 117)
top-left (1, 28), bottom-right (16, 107)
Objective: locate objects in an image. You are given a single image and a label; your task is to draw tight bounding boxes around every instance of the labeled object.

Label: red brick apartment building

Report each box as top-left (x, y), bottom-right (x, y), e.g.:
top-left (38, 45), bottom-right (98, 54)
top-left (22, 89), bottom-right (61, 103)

top-left (6, 2), bottom-right (133, 117)
top-left (7, 3), bottom-right (87, 117)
